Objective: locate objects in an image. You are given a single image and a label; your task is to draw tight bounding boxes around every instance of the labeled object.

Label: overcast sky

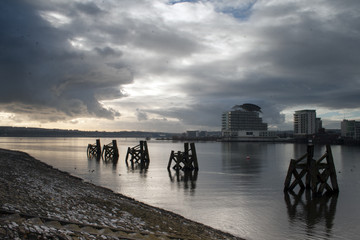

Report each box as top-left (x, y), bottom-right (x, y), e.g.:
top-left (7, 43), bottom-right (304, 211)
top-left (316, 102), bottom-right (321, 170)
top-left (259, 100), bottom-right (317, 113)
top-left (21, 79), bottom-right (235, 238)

top-left (1, 0), bottom-right (360, 132)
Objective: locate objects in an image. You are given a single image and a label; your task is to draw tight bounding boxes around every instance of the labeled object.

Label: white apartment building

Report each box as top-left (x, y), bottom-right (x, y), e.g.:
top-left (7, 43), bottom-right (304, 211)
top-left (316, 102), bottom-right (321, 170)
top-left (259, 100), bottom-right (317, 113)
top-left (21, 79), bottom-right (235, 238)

top-left (293, 110), bottom-right (318, 136)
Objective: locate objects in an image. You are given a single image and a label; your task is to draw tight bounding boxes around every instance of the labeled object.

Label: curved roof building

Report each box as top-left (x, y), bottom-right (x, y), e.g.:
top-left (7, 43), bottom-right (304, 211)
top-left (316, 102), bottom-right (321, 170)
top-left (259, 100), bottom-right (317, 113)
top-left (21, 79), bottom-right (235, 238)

top-left (231, 103), bottom-right (262, 113)
top-left (222, 103), bottom-right (276, 141)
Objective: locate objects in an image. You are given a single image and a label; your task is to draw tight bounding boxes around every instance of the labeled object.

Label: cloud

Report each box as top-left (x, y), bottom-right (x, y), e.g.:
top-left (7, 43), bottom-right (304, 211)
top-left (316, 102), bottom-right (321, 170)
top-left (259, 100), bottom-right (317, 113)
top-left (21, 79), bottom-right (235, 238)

top-left (148, 0), bottom-right (360, 129)
top-left (94, 46), bottom-right (120, 57)
top-left (136, 109), bottom-right (148, 121)
top-left (75, 2), bottom-right (103, 15)
top-left (1, 0), bottom-right (360, 131)
top-left (0, 0), bottom-right (132, 122)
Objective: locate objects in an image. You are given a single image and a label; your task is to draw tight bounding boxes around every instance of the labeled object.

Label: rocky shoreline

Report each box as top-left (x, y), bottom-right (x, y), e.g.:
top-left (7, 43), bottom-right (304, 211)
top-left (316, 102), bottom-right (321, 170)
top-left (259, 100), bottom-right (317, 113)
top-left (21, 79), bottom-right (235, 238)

top-left (0, 148), bottom-right (243, 239)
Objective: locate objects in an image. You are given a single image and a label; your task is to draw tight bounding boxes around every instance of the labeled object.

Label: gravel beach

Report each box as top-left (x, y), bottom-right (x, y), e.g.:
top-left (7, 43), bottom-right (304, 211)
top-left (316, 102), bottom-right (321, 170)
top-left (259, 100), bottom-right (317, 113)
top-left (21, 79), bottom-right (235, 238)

top-left (0, 148), bottom-right (243, 240)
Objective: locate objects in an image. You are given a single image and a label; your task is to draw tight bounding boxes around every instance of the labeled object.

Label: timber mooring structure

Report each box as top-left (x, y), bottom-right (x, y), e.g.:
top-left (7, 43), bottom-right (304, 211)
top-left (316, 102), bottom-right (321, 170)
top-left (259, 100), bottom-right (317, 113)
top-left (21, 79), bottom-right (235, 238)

top-left (125, 141), bottom-right (150, 169)
top-left (167, 142), bottom-right (199, 171)
top-left (87, 139), bottom-right (101, 159)
top-left (102, 140), bottom-right (119, 163)
top-left (284, 144), bottom-right (339, 196)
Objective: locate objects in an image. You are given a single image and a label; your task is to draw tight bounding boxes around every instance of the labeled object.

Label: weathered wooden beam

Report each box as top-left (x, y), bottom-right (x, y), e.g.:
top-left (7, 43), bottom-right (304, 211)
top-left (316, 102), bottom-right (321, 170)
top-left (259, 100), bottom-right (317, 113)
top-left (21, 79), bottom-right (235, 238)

top-left (87, 139), bottom-right (101, 159)
top-left (294, 152), bottom-right (308, 164)
top-left (326, 144), bottom-right (339, 193)
top-left (125, 141), bottom-right (150, 169)
top-left (102, 140), bottom-right (119, 163)
top-left (284, 160), bottom-right (296, 191)
top-left (285, 144), bottom-right (339, 196)
top-left (190, 142), bottom-right (199, 170)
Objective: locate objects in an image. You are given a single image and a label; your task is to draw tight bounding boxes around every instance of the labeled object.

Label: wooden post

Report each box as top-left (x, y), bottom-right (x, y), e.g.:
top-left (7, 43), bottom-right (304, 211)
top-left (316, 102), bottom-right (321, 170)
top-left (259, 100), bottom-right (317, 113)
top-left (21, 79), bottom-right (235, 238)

top-left (167, 151), bottom-right (174, 170)
top-left (167, 142), bottom-right (199, 171)
top-left (284, 144), bottom-right (339, 196)
top-left (306, 144), bottom-right (314, 189)
top-left (87, 139), bottom-right (101, 159)
top-left (125, 141), bottom-right (150, 169)
top-left (96, 139), bottom-right (101, 156)
top-left (102, 140), bottom-right (119, 163)
top-left (112, 140), bottom-right (119, 159)
top-left (175, 151), bottom-right (182, 170)
top-left (184, 143), bottom-right (189, 168)
top-left (326, 145), bottom-right (339, 193)
top-left (310, 159), bottom-right (318, 194)
top-left (284, 160), bottom-right (296, 191)
top-left (190, 142), bottom-right (199, 170)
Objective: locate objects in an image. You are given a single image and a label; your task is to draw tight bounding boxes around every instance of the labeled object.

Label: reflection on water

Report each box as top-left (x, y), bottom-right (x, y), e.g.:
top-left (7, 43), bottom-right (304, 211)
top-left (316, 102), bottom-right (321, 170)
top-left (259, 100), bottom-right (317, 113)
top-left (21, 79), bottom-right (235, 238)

top-left (2, 138), bottom-right (360, 240)
top-left (168, 169), bottom-right (198, 191)
top-left (285, 189), bottom-right (338, 239)
top-left (103, 159), bottom-right (118, 171)
top-left (126, 163), bottom-right (149, 176)
top-left (221, 143), bottom-right (263, 170)
top-left (87, 154), bottom-right (118, 170)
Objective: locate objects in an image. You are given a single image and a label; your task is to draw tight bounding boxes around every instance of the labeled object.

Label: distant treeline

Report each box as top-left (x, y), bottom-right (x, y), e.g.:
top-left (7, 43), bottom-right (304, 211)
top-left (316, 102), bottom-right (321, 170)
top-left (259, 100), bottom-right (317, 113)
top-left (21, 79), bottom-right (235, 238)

top-left (0, 126), bottom-right (175, 138)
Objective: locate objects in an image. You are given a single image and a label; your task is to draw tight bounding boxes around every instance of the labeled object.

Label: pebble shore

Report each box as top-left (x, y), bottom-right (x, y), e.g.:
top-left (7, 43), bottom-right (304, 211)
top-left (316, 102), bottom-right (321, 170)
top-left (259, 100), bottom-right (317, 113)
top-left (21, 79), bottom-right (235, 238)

top-left (0, 148), bottom-right (243, 240)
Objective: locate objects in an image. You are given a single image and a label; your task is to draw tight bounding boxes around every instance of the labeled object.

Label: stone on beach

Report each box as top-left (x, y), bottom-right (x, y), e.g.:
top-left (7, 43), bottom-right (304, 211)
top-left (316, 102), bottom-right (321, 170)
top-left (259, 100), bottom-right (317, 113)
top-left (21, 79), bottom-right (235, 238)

top-left (0, 148), bottom-right (242, 239)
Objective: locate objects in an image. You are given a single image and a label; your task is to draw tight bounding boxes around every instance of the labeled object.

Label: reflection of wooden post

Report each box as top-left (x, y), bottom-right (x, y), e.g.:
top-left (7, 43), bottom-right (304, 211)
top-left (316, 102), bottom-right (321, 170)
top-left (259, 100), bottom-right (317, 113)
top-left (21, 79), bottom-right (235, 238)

top-left (284, 189), bottom-right (338, 235)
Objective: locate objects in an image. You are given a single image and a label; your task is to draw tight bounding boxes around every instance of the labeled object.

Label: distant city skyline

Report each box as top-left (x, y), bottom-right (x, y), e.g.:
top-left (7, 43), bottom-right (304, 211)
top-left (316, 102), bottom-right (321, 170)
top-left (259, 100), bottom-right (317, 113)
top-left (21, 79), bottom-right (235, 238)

top-left (1, 1), bottom-right (360, 133)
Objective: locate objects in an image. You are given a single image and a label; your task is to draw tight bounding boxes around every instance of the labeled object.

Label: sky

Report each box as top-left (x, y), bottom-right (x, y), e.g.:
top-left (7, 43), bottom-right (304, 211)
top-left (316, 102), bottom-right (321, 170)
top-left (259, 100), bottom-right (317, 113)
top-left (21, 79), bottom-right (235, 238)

top-left (1, 0), bottom-right (360, 133)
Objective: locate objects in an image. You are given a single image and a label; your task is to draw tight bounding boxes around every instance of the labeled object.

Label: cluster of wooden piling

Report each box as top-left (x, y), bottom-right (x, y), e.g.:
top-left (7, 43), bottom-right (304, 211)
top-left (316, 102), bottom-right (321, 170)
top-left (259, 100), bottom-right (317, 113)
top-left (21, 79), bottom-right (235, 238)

top-left (87, 139), bottom-right (119, 163)
top-left (125, 141), bottom-right (150, 169)
top-left (87, 139), bottom-right (342, 200)
top-left (102, 140), bottom-right (119, 163)
top-left (167, 143), bottom-right (199, 171)
top-left (87, 140), bottom-right (199, 173)
top-left (86, 139), bottom-right (101, 159)
top-left (284, 144), bottom-right (339, 196)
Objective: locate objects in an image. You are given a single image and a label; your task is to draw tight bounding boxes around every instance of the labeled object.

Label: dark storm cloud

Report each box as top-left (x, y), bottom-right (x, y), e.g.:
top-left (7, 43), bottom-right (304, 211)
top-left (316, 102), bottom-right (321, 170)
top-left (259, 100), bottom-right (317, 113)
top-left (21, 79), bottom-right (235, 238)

top-left (2, 0), bottom-right (360, 131)
top-left (0, 0), bottom-right (131, 121)
top-left (160, 0), bottom-right (360, 128)
top-left (94, 46), bottom-right (120, 57)
top-left (143, 102), bottom-right (226, 128)
top-left (75, 2), bottom-right (103, 15)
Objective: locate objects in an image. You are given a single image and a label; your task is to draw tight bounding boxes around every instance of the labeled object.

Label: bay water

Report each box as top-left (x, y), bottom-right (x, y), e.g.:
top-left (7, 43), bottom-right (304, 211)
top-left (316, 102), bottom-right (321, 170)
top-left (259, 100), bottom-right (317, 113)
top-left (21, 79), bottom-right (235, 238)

top-left (1, 137), bottom-right (360, 240)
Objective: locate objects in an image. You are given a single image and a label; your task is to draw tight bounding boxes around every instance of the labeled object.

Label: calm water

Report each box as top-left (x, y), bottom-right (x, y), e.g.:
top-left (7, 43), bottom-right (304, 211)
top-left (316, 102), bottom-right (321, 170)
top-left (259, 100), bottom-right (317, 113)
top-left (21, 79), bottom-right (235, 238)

top-left (1, 137), bottom-right (360, 240)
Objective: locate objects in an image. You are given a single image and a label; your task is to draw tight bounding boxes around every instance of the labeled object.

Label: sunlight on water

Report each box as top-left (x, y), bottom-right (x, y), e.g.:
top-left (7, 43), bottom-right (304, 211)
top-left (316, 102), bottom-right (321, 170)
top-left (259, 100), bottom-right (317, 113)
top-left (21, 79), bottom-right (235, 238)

top-left (1, 137), bottom-right (360, 240)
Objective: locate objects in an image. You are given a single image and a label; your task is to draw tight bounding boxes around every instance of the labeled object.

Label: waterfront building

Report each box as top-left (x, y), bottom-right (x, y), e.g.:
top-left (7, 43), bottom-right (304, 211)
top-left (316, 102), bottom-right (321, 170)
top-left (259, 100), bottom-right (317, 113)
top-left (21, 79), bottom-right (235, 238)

top-left (221, 103), bottom-right (277, 141)
top-left (341, 119), bottom-right (360, 140)
top-left (316, 117), bottom-right (323, 132)
top-left (186, 130), bottom-right (199, 138)
top-left (294, 110), bottom-right (318, 136)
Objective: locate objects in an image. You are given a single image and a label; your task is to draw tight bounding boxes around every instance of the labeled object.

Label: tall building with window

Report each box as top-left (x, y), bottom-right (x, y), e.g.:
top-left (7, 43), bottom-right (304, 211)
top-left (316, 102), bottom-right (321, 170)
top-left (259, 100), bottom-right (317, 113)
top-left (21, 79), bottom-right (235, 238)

top-left (341, 119), bottom-right (360, 140)
top-left (293, 110), bottom-right (317, 136)
top-left (222, 103), bottom-right (276, 140)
